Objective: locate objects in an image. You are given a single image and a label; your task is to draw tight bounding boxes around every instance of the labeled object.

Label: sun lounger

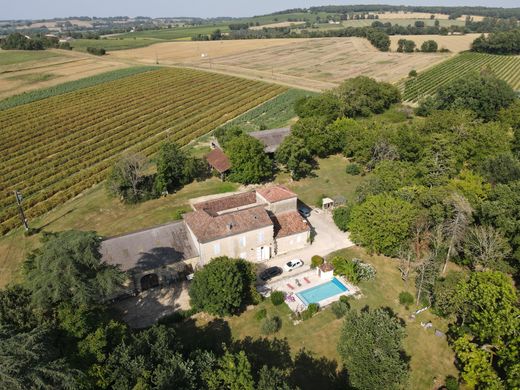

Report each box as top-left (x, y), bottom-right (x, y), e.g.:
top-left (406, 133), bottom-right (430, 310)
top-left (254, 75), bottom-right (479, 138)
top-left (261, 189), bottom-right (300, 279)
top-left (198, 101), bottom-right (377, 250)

top-left (304, 277), bottom-right (311, 284)
top-left (287, 283), bottom-right (294, 290)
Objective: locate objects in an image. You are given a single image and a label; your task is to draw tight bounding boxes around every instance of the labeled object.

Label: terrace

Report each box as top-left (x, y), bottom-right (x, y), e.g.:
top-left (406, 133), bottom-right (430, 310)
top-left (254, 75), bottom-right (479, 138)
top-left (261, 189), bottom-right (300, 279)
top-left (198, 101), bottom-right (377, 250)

top-left (265, 266), bottom-right (359, 313)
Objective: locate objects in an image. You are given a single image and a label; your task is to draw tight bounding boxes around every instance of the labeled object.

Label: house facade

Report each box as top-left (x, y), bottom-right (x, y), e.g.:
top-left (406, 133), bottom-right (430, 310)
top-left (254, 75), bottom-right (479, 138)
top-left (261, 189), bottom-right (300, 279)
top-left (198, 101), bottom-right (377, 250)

top-left (101, 185), bottom-right (310, 292)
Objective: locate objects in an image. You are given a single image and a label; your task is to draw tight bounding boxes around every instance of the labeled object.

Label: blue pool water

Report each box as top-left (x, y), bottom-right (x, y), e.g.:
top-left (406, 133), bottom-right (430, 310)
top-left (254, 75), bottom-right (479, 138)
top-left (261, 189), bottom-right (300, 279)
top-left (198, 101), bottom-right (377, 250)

top-left (296, 277), bottom-right (349, 306)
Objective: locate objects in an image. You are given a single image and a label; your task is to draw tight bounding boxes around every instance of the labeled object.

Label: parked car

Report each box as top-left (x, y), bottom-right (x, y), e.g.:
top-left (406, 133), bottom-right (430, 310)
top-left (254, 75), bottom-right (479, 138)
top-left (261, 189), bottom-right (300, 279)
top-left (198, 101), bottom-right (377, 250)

top-left (283, 259), bottom-right (303, 272)
top-left (298, 204), bottom-right (311, 218)
top-left (259, 266), bottom-right (283, 281)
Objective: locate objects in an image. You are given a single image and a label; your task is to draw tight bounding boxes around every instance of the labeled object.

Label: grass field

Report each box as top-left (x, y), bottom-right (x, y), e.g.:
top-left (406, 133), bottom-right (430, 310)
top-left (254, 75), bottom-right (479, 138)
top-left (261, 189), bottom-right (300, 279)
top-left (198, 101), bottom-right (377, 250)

top-left (389, 33), bottom-right (481, 52)
top-left (116, 25), bottom-right (230, 41)
top-left (339, 18), bottom-right (465, 28)
top-left (0, 67), bottom-right (285, 235)
top-left (0, 50), bottom-right (63, 66)
top-left (71, 37), bottom-right (165, 52)
top-left (112, 37), bottom-right (451, 91)
top-left (175, 245), bottom-right (457, 389)
top-left (401, 52), bottom-right (520, 101)
top-left (0, 178), bottom-right (239, 287)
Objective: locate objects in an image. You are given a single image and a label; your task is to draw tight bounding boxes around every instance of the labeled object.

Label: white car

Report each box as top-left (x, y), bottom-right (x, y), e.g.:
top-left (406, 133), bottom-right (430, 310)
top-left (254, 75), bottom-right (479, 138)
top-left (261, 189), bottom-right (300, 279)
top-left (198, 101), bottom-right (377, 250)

top-left (283, 259), bottom-right (303, 272)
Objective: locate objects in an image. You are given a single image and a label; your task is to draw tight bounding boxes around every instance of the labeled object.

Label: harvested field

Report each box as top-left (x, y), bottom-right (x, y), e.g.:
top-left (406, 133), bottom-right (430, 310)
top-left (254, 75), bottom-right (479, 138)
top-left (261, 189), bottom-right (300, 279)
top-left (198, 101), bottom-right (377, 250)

top-left (0, 68), bottom-right (285, 234)
top-left (250, 21), bottom-right (305, 30)
top-left (0, 49), bottom-right (130, 99)
top-left (112, 37), bottom-right (451, 91)
top-left (369, 11), bottom-right (484, 21)
top-left (390, 33), bottom-right (482, 52)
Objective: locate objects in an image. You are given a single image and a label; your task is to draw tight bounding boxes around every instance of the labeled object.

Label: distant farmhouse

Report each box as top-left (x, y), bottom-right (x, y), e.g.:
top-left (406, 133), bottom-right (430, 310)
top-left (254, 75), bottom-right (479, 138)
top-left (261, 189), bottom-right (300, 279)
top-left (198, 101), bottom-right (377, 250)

top-left (101, 185), bottom-right (309, 293)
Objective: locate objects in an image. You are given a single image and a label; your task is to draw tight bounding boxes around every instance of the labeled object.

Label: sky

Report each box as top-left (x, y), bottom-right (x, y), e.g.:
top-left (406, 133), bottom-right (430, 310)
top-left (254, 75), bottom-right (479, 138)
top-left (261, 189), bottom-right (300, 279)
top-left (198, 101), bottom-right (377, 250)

top-left (2, 0), bottom-right (519, 20)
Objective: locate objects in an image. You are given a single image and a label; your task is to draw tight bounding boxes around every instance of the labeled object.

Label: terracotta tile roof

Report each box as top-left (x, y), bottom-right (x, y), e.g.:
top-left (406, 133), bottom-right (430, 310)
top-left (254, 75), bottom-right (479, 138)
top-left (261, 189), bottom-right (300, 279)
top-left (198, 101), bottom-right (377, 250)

top-left (193, 191), bottom-right (257, 215)
top-left (257, 185), bottom-right (297, 203)
top-left (184, 205), bottom-right (273, 243)
top-left (271, 211), bottom-right (310, 238)
top-left (320, 262), bottom-right (334, 272)
top-left (205, 148), bottom-right (231, 173)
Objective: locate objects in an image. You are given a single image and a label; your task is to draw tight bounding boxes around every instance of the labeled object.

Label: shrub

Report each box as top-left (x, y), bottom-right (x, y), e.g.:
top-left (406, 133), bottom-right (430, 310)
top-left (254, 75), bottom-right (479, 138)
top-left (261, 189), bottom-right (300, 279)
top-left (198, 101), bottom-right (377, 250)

top-left (255, 308), bottom-right (267, 321)
top-left (301, 303), bottom-right (319, 321)
top-left (332, 257), bottom-right (376, 284)
top-left (399, 291), bottom-right (414, 309)
top-left (345, 163), bottom-right (361, 175)
top-left (408, 70), bottom-right (417, 78)
top-left (270, 291), bottom-right (285, 306)
top-left (331, 300), bottom-right (350, 318)
top-left (311, 255), bottom-right (324, 268)
top-left (333, 204), bottom-right (353, 232)
top-left (86, 47), bottom-right (106, 56)
top-left (352, 258), bottom-right (376, 281)
top-left (340, 295), bottom-right (350, 304)
top-left (444, 375), bottom-right (459, 390)
top-left (261, 316), bottom-right (281, 334)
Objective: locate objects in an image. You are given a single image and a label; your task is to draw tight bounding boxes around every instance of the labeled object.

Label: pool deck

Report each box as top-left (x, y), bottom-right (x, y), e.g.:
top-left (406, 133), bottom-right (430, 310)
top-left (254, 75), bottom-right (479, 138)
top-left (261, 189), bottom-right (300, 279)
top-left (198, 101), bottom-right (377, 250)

top-left (266, 269), bottom-right (359, 313)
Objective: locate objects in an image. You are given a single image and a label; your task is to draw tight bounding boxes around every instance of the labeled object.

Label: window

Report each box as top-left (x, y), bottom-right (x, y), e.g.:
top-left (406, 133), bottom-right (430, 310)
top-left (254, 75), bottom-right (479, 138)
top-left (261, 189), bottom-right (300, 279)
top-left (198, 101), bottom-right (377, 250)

top-left (257, 231), bottom-right (264, 243)
top-left (213, 243), bottom-right (220, 255)
top-left (240, 236), bottom-right (246, 247)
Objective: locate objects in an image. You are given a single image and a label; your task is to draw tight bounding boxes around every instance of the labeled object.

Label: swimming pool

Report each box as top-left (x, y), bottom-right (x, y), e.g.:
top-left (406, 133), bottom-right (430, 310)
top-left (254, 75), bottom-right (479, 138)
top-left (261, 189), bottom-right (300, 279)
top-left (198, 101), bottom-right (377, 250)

top-left (296, 277), bottom-right (349, 306)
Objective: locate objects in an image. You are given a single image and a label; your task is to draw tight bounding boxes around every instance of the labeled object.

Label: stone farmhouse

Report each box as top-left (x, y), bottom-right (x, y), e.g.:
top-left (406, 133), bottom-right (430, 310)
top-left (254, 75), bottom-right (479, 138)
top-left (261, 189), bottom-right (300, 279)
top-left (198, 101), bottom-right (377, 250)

top-left (101, 185), bottom-right (310, 293)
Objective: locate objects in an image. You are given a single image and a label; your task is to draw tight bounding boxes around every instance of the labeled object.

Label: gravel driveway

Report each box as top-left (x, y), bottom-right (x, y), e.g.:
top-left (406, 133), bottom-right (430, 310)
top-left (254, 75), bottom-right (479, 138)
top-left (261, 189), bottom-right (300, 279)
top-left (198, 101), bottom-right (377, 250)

top-left (257, 208), bottom-right (354, 282)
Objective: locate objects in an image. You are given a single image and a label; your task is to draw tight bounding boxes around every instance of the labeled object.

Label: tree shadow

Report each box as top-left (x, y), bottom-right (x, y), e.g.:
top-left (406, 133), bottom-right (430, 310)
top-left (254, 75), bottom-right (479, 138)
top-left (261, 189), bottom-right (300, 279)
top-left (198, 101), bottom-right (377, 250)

top-left (174, 317), bottom-right (232, 355)
top-left (290, 348), bottom-right (350, 390)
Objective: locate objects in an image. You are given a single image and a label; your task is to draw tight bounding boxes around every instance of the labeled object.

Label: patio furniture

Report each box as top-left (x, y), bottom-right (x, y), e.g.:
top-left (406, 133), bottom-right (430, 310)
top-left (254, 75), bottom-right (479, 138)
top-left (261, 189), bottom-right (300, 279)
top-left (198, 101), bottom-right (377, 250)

top-left (286, 283), bottom-right (295, 290)
top-left (303, 277), bottom-right (311, 284)
top-left (295, 279), bottom-right (301, 287)
top-left (285, 293), bottom-right (296, 302)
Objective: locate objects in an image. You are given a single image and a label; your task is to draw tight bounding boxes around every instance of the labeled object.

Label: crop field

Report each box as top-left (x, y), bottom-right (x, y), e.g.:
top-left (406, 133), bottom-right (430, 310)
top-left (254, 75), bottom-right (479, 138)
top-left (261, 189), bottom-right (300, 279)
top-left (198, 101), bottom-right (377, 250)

top-left (219, 89), bottom-right (316, 132)
top-left (389, 33), bottom-right (480, 52)
top-left (0, 68), bottom-right (285, 235)
top-left (116, 25), bottom-right (230, 41)
top-left (0, 49), bottom-right (131, 99)
top-left (339, 18), bottom-right (465, 28)
top-left (401, 52), bottom-right (520, 101)
top-left (112, 37), bottom-right (451, 91)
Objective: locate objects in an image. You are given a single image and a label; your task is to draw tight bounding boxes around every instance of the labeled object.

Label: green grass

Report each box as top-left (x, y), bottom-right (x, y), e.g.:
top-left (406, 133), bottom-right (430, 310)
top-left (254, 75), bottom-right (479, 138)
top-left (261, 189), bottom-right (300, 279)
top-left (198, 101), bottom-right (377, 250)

top-left (0, 66), bottom-right (157, 110)
top-left (219, 89), bottom-right (316, 132)
top-left (175, 246), bottom-right (457, 389)
top-left (117, 25), bottom-right (230, 41)
top-left (338, 18), bottom-right (464, 28)
top-left (5, 73), bottom-right (57, 83)
top-left (277, 154), bottom-right (369, 207)
top-left (0, 178), bottom-right (238, 287)
top-left (0, 50), bottom-right (63, 66)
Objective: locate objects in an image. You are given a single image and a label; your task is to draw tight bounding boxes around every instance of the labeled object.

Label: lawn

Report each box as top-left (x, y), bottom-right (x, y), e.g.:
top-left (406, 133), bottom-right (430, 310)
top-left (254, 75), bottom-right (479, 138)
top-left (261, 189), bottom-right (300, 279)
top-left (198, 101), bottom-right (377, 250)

top-left (117, 25), bottom-right (230, 41)
top-left (0, 50), bottom-right (63, 66)
top-left (277, 154), bottom-right (368, 207)
top-left (0, 178), bottom-right (238, 287)
top-left (175, 246), bottom-right (457, 390)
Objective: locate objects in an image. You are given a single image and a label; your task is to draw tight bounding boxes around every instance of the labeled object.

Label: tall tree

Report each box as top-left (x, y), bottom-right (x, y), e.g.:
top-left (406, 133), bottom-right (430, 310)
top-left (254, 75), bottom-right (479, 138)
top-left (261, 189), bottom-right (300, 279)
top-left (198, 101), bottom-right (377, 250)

top-left (349, 194), bottom-right (418, 257)
top-left (463, 225), bottom-right (511, 271)
top-left (338, 308), bottom-right (409, 390)
top-left (226, 135), bottom-right (273, 184)
top-left (107, 153), bottom-right (150, 203)
top-left (442, 193), bottom-right (473, 274)
top-left (154, 141), bottom-right (192, 194)
top-left (275, 136), bottom-right (314, 180)
top-left (0, 326), bottom-right (80, 390)
top-left (206, 350), bottom-right (255, 390)
top-left (23, 231), bottom-right (125, 309)
top-left (189, 257), bottom-right (257, 316)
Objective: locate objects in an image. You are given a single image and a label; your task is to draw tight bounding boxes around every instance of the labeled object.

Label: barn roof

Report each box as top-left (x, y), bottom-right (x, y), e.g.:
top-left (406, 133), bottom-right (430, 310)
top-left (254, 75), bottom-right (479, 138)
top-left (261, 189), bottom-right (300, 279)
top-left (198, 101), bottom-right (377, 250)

top-left (205, 148), bottom-right (231, 173)
top-left (249, 127), bottom-right (291, 153)
top-left (271, 211), bottom-right (310, 238)
top-left (257, 185), bottom-right (297, 203)
top-left (100, 221), bottom-right (198, 272)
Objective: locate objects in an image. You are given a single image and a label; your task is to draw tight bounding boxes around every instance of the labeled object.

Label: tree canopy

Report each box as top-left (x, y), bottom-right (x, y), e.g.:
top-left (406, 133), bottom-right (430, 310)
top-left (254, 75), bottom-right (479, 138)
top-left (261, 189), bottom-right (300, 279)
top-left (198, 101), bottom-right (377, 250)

top-left (226, 135), bottom-right (273, 184)
top-left (189, 257), bottom-right (257, 316)
top-left (23, 231), bottom-right (125, 309)
top-left (338, 307), bottom-right (409, 390)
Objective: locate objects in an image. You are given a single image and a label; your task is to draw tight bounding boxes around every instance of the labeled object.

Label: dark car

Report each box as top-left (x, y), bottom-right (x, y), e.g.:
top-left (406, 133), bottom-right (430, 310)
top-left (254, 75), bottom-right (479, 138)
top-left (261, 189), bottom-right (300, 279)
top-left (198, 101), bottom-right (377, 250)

top-left (298, 204), bottom-right (311, 218)
top-left (259, 266), bottom-right (283, 281)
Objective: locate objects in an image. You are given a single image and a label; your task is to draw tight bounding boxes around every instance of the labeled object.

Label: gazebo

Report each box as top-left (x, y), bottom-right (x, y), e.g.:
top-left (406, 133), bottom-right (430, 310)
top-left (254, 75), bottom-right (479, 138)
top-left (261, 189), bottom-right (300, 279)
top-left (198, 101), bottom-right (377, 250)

top-left (322, 197), bottom-right (334, 211)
